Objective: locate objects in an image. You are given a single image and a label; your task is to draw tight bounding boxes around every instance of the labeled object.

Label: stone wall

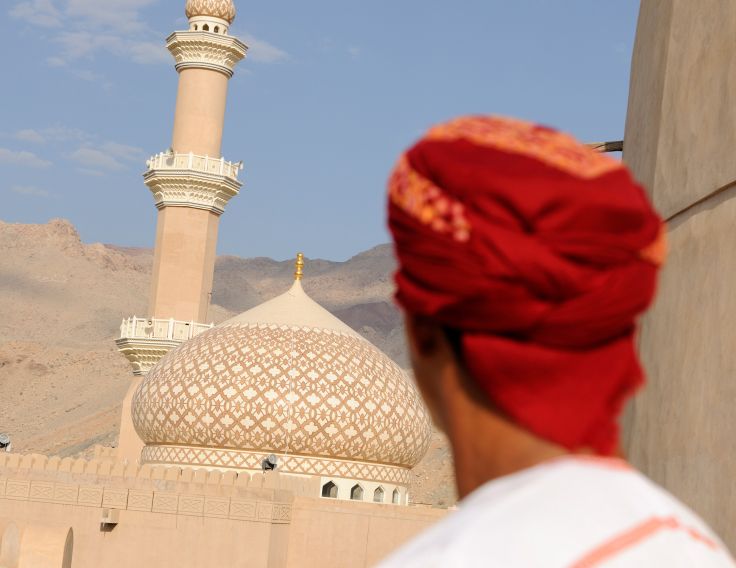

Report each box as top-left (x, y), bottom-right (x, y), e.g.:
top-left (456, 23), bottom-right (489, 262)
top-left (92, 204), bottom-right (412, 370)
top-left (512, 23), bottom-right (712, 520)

top-left (0, 454), bottom-right (446, 567)
top-left (623, 0), bottom-right (736, 549)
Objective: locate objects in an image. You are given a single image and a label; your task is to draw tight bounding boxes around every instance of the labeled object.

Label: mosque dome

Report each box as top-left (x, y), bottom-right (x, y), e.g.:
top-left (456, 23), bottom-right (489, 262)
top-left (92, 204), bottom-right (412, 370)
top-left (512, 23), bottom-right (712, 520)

top-left (131, 257), bottom-right (432, 485)
top-left (185, 0), bottom-right (237, 24)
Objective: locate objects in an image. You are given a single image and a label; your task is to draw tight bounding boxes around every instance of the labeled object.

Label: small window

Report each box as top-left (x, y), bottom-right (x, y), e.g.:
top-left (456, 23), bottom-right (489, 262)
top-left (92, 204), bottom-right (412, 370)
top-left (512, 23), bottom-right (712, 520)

top-left (392, 489), bottom-right (400, 504)
top-left (214, 26), bottom-right (220, 33)
top-left (321, 481), bottom-right (338, 499)
top-left (193, 24), bottom-right (198, 31)
top-left (350, 484), bottom-right (364, 501)
top-left (203, 24), bottom-right (210, 31)
top-left (373, 487), bottom-right (385, 503)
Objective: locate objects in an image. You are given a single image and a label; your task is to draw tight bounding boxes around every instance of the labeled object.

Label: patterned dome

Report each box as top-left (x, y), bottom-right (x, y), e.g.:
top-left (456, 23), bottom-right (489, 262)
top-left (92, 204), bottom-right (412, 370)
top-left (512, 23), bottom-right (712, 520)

top-left (185, 0), bottom-right (237, 24)
top-left (131, 279), bottom-right (432, 482)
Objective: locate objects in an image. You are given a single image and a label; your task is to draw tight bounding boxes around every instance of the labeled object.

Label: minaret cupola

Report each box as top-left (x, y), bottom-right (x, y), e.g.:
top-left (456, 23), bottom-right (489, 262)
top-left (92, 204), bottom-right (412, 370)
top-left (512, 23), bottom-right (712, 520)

top-left (185, 0), bottom-right (237, 34)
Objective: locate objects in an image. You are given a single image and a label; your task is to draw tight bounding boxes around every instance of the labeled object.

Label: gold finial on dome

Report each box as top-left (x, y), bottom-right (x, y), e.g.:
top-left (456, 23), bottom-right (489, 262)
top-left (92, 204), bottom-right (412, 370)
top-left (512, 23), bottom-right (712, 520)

top-left (294, 253), bottom-right (305, 281)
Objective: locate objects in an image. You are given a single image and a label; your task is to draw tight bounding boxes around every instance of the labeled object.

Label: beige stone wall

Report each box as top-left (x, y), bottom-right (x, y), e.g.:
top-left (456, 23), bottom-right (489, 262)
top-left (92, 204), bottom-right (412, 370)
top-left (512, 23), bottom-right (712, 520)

top-left (623, 0), bottom-right (736, 549)
top-left (0, 456), bottom-right (445, 568)
top-left (148, 206), bottom-right (220, 322)
top-left (286, 497), bottom-right (444, 568)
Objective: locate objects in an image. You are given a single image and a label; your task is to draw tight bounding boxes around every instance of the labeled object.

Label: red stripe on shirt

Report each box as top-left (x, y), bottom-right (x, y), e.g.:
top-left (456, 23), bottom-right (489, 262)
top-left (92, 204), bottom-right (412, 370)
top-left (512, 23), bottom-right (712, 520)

top-left (569, 516), bottom-right (719, 568)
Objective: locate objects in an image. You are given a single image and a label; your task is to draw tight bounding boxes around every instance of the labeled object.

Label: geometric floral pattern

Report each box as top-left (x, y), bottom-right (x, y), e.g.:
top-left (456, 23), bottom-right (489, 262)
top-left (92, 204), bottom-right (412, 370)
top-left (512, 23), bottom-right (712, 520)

top-left (389, 154), bottom-right (472, 243)
top-left (185, 0), bottom-right (237, 23)
top-left (132, 323), bottom-right (432, 473)
top-left (141, 446), bottom-right (411, 485)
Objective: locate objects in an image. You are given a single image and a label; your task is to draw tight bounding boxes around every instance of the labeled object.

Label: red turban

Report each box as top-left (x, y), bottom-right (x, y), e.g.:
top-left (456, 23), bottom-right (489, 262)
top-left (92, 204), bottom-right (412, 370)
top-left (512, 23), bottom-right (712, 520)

top-left (387, 116), bottom-right (665, 456)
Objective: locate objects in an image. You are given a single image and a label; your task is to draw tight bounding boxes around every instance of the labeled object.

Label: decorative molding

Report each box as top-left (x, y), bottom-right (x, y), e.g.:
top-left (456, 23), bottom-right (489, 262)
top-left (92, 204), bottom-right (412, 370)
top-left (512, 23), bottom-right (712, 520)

top-left (143, 167), bottom-right (242, 215)
top-left (115, 337), bottom-right (182, 376)
top-left (167, 31), bottom-right (247, 78)
top-left (140, 446), bottom-right (411, 486)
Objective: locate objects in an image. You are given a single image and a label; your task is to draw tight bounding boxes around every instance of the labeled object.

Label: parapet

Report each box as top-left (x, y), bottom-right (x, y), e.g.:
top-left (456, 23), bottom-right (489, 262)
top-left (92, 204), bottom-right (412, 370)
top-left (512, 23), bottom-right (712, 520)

top-left (0, 454), bottom-right (320, 525)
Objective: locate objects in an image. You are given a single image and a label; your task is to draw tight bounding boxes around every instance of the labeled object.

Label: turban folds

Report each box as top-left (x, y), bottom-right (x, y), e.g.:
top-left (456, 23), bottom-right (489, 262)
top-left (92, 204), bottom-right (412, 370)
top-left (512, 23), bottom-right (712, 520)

top-left (388, 116), bottom-right (665, 456)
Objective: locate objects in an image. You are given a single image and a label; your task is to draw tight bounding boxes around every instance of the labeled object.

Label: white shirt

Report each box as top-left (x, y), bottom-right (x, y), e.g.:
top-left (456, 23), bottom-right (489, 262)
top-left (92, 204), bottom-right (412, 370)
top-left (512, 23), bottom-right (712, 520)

top-left (377, 457), bottom-right (735, 568)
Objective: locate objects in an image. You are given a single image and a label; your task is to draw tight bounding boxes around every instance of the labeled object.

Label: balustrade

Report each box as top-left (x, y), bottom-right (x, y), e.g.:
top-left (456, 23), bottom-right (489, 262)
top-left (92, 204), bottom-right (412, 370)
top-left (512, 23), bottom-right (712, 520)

top-left (119, 317), bottom-right (214, 342)
top-left (146, 151), bottom-right (243, 179)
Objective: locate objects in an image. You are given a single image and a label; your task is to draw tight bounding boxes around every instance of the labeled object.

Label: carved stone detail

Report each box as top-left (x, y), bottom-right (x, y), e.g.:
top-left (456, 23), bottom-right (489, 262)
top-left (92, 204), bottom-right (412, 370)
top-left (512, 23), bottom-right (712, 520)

top-left (143, 168), bottom-right (242, 215)
top-left (116, 337), bottom-right (183, 376)
top-left (140, 446), bottom-right (412, 485)
top-left (167, 32), bottom-right (247, 78)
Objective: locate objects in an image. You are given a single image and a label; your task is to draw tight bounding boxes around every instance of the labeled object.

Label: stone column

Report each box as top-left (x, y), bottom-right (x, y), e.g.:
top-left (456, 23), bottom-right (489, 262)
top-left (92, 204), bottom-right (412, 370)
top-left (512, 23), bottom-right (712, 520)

top-left (623, 0), bottom-right (736, 548)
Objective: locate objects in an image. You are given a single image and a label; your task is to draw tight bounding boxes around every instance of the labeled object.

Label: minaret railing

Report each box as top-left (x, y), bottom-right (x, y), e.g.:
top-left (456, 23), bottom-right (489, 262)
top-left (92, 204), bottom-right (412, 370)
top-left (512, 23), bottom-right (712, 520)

top-left (119, 317), bottom-right (214, 342)
top-left (146, 151), bottom-right (244, 180)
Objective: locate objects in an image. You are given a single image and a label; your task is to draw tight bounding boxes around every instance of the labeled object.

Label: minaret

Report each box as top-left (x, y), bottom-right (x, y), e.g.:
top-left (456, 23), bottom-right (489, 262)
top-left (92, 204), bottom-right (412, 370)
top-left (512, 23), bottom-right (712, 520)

top-left (115, 0), bottom-right (247, 463)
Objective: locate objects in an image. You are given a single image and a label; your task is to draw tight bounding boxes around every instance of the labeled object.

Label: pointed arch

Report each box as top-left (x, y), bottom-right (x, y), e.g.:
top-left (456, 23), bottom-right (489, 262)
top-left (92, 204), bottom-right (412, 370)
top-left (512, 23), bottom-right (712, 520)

top-left (350, 484), bottom-right (364, 501)
top-left (373, 486), bottom-right (385, 503)
top-left (321, 481), bottom-right (338, 499)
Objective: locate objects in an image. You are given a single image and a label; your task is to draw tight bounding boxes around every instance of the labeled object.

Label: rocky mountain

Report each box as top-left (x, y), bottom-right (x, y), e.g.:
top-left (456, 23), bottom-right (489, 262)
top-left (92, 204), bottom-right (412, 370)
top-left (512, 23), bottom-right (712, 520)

top-left (0, 219), bottom-right (456, 506)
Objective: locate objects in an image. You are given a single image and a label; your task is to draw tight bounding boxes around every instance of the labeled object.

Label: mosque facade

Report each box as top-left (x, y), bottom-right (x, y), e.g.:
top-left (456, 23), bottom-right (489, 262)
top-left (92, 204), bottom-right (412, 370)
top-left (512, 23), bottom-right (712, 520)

top-left (0, 2), bottom-right (445, 566)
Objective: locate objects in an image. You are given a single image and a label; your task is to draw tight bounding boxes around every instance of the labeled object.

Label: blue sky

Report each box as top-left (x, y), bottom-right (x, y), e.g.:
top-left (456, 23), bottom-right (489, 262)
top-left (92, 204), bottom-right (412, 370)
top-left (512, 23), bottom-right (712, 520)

top-left (0, 0), bottom-right (640, 261)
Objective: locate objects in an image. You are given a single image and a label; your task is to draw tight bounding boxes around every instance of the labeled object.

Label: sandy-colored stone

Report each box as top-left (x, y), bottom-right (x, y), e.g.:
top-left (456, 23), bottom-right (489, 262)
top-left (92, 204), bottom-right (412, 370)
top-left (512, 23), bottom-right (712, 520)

top-left (624, 0), bottom-right (736, 549)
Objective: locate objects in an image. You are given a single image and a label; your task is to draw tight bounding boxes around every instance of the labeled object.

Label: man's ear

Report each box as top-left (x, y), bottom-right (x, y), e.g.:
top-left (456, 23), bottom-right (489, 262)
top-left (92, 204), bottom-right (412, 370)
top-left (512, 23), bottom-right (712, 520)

top-left (404, 314), bottom-right (450, 360)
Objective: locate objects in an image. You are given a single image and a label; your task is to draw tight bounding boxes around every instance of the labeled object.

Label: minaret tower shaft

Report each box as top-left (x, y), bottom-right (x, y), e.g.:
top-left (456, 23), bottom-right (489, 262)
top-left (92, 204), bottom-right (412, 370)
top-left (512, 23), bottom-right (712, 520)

top-left (115, 0), bottom-right (247, 462)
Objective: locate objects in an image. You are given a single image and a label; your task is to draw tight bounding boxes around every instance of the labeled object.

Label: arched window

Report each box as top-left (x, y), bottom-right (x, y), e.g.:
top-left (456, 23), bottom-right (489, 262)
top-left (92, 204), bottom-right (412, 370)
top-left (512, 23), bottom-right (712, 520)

top-left (321, 481), bottom-right (338, 499)
top-left (350, 484), bottom-right (364, 501)
top-left (193, 24), bottom-right (198, 31)
top-left (214, 26), bottom-right (220, 33)
top-left (392, 488), bottom-right (400, 504)
top-left (373, 487), bottom-right (385, 503)
top-left (203, 24), bottom-right (210, 31)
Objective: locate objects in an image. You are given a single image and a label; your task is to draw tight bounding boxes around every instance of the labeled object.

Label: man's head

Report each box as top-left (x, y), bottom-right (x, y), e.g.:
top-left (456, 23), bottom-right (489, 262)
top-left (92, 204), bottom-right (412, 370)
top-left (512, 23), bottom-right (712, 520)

top-left (388, 116), bottom-right (665, 458)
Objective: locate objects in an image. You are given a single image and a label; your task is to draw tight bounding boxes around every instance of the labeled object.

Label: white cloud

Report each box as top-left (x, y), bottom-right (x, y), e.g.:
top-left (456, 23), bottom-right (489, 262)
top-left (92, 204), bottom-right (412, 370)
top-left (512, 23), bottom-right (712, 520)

top-left (239, 33), bottom-right (289, 64)
top-left (66, 0), bottom-right (157, 33)
top-left (42, 126), bottom-right (91, 142)
top-left (100, 141), bottom-right (145, 162)
top-left (10, 0), bottom-right (62, 28)
top-left (12, 1), bottom-right (288, 69)
top-left (0, 147), bottom-right (52, 168)
top-left (126, 41), bottom-right (170, 65)
top-left (70, 141), bottom-right (144, 172)
top-left (54, 30), bottom-right (169, 66)
top-left (11, 185), bottom-right (51, 197)
top-left (348, 46), bottom-right (361, 58)
top-left (15, 129), bottom-right (46, 144)
top-left (13, 126), bottom-right (90, 144)
top-left (70, 147), bottom-right (125, 171)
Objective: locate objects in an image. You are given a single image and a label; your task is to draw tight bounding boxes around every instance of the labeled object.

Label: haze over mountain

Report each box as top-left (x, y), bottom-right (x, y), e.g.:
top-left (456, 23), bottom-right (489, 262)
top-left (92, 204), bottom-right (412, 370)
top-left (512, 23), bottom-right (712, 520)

top-left (0, 219), bottom-right (455, 506)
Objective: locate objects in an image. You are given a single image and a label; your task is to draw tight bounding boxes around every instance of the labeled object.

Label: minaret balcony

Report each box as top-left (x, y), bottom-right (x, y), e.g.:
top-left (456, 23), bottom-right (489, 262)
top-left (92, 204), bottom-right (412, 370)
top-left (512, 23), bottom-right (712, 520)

top-left (144, 151), bottom-right (243, 214)
top-left (147, 151), bottom-right (243, 180)
top-left (167, 31), bottom-right (247, 78)
top-left (115, 316), bottom-right (214, 376)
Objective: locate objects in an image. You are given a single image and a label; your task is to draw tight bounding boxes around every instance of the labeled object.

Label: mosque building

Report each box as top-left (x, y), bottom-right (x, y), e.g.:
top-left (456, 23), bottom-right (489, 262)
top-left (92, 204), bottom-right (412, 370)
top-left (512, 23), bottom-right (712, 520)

top-left (3, 0), bottom-right (734, 564)
top-left (0, 1), bottom-right (445, 566)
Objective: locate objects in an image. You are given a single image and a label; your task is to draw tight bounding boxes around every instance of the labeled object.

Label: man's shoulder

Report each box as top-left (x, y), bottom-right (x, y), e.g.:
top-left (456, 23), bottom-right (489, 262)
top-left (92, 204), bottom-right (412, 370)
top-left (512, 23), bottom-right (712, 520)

top-left (377, 459), bottom-right (734, 568)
